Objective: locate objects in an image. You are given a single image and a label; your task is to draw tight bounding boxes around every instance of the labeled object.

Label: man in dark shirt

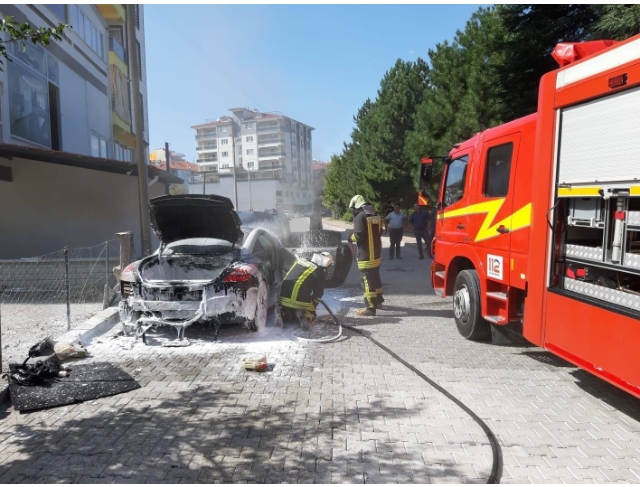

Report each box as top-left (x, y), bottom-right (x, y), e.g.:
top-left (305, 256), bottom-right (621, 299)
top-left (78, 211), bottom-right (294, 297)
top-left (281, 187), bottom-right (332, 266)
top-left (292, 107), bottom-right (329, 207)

top-left (410, 203), bottom-right (432, 259)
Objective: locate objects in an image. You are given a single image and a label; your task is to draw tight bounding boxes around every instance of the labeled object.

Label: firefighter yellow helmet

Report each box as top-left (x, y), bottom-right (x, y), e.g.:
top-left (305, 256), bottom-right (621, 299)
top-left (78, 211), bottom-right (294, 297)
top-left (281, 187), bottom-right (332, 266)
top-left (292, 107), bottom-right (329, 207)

top-left (349, 195), bottom-right (366, 209)
top-left (311, 251), bottom-right (333, 268)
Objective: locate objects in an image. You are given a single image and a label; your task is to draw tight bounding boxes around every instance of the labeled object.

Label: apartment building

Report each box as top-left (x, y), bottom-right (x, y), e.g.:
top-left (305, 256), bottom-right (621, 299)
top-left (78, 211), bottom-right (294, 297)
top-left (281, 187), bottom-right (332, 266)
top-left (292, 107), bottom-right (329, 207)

top-left (0, 5), bottom-right (178, 258)
top-left (190, 108), bottom-right (314, 211)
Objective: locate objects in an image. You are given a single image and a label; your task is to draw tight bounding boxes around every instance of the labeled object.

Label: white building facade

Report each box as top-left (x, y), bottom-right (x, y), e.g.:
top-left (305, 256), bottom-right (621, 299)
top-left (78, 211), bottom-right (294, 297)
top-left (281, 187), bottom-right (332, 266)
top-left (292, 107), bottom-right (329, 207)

top-left (191, 108), bottom-right (314, 211)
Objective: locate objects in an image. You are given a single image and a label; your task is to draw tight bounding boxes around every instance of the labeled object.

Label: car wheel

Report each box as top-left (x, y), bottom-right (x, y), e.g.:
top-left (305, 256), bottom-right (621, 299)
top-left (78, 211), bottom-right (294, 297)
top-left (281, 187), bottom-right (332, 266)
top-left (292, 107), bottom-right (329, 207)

top-left (453, 270), bottom-right (491, 341)
top-left (246, 278), bottom-right (268, 332)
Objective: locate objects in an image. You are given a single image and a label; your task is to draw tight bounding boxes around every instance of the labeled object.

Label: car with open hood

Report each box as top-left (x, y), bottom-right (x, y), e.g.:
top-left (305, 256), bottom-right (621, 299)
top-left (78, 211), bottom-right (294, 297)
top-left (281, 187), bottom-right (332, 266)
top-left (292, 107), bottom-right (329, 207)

top-left (119, 194), bottom-right (296, 340)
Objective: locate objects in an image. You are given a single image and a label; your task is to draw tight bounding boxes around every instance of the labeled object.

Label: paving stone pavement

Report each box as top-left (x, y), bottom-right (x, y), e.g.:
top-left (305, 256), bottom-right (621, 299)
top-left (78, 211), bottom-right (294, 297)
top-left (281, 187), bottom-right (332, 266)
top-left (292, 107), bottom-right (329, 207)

top-left (1, 230), bottom-right (640, 484)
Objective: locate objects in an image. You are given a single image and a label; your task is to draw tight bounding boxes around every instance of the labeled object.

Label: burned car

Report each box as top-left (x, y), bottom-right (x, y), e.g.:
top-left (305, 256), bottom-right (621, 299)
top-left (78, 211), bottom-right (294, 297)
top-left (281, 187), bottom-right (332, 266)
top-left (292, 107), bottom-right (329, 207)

top-left (119, 195), bottom-right (295, 341)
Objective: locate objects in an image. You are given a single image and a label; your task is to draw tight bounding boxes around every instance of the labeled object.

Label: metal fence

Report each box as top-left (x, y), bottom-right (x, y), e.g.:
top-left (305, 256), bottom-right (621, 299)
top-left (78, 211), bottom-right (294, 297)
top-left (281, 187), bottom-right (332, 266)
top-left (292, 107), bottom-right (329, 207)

top-left (0, 240), bottom-right (121, 370)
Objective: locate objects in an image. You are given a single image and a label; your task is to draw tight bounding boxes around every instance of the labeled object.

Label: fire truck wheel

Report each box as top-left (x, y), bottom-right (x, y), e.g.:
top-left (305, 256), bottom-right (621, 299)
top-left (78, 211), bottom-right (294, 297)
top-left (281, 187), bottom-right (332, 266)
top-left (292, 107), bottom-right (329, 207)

top-left (453, 270), bottom-right (491, 341)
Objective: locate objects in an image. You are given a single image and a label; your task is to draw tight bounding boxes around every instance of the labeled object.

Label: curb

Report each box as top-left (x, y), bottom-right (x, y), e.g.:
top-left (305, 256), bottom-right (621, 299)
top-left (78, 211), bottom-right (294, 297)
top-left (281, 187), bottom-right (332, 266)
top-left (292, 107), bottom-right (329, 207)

top-left (56, 306), bottom-right (121, 348)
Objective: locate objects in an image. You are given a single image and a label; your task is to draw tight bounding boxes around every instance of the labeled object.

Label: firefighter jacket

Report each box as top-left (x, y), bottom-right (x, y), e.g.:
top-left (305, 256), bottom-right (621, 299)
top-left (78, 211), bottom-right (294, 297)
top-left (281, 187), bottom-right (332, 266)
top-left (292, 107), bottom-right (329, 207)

top-left (349, 204), bottom-right (383, 270)
top-left (278, 258), bottom-right (326, 312)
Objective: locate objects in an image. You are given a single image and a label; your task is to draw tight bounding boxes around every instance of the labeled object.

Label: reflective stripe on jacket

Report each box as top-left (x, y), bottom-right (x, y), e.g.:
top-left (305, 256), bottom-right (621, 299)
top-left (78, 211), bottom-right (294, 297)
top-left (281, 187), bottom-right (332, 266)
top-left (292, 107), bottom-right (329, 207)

top-left (350, 205), bottom-right (382, 270)
top-left (278, 258), bottom-right (325, 311)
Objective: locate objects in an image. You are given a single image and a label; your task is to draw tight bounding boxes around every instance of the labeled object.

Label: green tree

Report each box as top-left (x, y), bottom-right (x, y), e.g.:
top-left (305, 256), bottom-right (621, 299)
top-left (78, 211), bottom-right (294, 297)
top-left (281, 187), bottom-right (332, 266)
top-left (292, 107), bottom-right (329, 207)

top-left (406, 7), bottom-right (506, 201)
top-left (496, 5), bottom-right (601, 120)
top-left (592, 5), bottom-right (640, 40)
top-left (363, 58), bottom-right (430, 209)
top-left (0, 16), bottom-right (66, 73)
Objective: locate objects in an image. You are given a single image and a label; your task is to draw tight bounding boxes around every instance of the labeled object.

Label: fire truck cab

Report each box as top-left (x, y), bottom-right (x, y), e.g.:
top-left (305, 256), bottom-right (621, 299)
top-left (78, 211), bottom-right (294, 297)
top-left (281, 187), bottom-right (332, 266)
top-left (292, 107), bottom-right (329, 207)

top-left (422, 34), bottom-right (640, 397)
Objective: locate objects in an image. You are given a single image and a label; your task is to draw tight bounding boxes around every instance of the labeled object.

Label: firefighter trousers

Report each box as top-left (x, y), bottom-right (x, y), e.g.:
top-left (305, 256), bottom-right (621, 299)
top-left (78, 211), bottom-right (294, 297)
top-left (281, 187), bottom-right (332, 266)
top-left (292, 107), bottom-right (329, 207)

top-left (280, 306), bottom-right (316, 323)
top-left (360, 267), bottom-right (383, 309)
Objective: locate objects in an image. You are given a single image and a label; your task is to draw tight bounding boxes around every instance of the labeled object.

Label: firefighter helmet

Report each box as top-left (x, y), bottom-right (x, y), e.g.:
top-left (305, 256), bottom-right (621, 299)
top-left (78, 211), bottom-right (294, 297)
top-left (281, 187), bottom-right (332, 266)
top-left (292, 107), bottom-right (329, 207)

top-left (311, 252), bottom-right (333, 268)
top-left (349, 195), bottom-right (366, 209)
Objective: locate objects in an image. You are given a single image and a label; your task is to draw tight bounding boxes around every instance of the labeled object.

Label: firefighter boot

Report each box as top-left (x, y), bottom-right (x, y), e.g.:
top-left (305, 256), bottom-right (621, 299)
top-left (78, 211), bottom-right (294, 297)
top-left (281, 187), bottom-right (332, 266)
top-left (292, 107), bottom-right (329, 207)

top-left (356, 307), bottom-right (376, 317)
top-left (274, 305), bottom-right (284, 328)
top-left (295, 310), bottom-right (310, 331)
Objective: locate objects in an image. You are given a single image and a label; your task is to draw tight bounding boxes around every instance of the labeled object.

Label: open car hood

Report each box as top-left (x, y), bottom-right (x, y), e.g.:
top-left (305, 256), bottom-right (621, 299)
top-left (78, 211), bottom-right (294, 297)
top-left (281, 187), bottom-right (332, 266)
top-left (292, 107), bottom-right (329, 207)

top-left (149, 195), bottom-right (243, 245)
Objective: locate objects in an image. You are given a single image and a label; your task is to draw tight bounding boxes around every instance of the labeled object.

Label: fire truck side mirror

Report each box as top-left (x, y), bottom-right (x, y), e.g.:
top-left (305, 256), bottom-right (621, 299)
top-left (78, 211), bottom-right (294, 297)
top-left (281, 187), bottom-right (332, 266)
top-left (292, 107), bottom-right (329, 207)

top-left (420, 158), bottom-right (433, 185)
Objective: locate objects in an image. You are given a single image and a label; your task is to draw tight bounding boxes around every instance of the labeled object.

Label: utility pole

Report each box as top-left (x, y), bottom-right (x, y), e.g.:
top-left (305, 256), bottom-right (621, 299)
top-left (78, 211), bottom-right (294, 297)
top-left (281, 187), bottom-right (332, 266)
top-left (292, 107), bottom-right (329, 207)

top-left (248, 167), bottom-right (252, 210)
top-left (164, 142), bottom-right (170, 173)
top-left (127, 4), bottom-right (151, 255)
top-left (231, 125), bottom-right (238, 209)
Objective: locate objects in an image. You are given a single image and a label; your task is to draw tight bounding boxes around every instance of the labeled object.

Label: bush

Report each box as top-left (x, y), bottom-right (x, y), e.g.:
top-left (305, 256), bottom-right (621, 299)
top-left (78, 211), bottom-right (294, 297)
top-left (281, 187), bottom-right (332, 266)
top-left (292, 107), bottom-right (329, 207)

top-left (341, 211), bottom-right (353, 222)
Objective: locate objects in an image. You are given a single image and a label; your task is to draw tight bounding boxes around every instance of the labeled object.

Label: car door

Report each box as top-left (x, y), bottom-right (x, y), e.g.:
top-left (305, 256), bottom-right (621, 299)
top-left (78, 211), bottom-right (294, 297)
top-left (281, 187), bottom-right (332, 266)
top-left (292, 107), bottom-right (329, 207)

top-left (471, 135), bottom-right (520, 287)
top-left (436, 152), bottom-right (472, 262)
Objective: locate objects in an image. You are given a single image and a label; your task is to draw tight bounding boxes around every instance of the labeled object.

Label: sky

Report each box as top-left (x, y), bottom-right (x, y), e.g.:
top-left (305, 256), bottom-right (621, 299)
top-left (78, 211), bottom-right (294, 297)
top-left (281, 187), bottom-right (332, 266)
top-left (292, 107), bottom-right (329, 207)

top-left (145, 4), bottom-right (484, 163)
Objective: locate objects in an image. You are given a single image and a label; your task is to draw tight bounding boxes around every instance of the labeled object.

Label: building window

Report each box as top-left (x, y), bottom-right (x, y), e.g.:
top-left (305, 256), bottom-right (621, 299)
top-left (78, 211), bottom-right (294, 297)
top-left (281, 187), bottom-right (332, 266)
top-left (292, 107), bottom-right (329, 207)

top-left (71, 6), bottom-right (104, 58)
top-left (220, 139), bottom-right (228, 145)
top-left (220, 126), bottom-right (227, 133)
top-left (244, 122), bottom-right (253, 130)
top-left (46, 5), bottom-right (66, 22)
top-left (276, 190), bottom-right (282, 197)
top-left (246, 136), bottom-right (253, 142)
top-left (134, 4), bottom-right (140, 28)
top-left (248, 162), bottom-right (254, 169)
top-left (221, 164), bottom-right (229, 168)
top-left (136, 41), bottom-right (142, 80)
top-left (221, 151), bottom-right (229, 157)
top-left (246, 149), bottom-right (254, 155)
top-left (8, 43), bottom-right (61, 149)
top-left (114, 142), bottom-right (132, 162)
top-left (90, 133), bottom-right (108, 158)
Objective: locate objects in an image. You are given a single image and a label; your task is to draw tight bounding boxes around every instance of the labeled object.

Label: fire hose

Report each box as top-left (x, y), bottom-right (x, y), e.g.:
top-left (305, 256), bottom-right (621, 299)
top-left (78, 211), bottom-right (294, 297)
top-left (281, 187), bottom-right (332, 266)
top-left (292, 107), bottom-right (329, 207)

top-left (312, 298), bottom-right (503, 484)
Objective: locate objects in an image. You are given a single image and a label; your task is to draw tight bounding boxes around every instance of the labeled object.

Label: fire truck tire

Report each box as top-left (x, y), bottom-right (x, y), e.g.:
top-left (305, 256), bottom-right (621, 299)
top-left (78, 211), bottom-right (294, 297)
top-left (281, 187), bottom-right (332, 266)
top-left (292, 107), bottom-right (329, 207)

top-left (453, 270), bottom-right (491, 341)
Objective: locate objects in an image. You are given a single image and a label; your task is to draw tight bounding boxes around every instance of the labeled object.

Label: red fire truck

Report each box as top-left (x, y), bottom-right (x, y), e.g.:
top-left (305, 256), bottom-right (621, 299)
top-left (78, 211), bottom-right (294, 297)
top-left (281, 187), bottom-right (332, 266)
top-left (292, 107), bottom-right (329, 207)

top-left (420, 34), bottom-right (640, 398)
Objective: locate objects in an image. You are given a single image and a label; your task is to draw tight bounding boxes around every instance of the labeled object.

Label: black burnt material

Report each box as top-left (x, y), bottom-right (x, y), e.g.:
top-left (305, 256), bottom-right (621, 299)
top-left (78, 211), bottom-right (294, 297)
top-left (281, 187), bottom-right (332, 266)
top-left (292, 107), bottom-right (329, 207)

top-left (8, 362), bottom-right (140, 412)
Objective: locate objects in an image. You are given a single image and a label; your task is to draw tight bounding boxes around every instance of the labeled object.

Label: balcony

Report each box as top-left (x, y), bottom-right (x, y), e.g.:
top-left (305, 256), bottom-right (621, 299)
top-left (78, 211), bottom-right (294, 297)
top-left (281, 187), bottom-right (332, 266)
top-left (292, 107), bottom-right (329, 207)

top-left (257, 124), bottom-right (286, 133)
top-left (196, 133), bottom-right (217, 140)
top-left (258, 151), bottom-right (286, 159)
top-left (197, 157), bottom-right (218, 163)
top-left (109, 36), bottom-right (126, 63)
top-left (258, 138), bottom-right (285, 147)
top-left (197, 145), bottom-right (217, 152)
top-left (97, 4), bottom-right (126, 21)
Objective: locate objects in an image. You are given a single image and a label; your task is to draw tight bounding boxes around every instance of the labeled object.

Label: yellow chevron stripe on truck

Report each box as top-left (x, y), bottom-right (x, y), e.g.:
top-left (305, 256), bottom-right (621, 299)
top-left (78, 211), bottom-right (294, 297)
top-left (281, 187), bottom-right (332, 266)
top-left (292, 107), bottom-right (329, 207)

top-left (437, 198), bottom-right (532, 242)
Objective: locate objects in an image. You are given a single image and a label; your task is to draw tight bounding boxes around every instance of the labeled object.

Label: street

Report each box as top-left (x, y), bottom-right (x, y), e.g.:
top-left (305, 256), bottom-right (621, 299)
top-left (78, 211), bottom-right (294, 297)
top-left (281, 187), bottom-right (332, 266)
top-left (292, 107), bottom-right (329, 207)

top-left (0, 217), bottom-right (639, 483)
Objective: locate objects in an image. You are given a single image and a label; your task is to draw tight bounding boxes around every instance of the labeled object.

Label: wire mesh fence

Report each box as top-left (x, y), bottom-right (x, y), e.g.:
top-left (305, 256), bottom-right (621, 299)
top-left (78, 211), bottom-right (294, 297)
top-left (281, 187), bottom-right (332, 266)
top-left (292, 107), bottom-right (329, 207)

top-left (0, 239), bottom-right (121, 370)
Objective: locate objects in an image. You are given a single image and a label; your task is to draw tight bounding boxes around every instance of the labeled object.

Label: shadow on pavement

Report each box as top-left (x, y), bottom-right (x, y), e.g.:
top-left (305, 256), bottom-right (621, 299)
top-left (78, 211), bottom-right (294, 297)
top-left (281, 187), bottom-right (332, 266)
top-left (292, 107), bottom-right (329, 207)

top-left (570, 369), bottom-right (640, 423)
top-left (520, 351), bottom-right (575, 368)
top-left (0, 351), bottom-right (478, 483)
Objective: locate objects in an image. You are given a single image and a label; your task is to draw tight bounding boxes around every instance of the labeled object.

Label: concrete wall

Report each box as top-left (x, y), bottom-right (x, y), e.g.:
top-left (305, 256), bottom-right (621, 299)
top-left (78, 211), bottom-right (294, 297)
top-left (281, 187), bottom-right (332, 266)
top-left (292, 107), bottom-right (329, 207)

top-left (0, 157), bottom-right (166, 259)
top-left (189, 178), bottom-right (278, 212)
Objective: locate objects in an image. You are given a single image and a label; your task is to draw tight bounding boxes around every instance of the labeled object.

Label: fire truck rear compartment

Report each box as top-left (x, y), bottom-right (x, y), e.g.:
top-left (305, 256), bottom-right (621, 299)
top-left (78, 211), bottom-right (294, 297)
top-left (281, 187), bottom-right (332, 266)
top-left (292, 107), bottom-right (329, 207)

top-left (550, 84), bottom-right (640, 314)
top-left (552, 193), bottom-right (640, 314)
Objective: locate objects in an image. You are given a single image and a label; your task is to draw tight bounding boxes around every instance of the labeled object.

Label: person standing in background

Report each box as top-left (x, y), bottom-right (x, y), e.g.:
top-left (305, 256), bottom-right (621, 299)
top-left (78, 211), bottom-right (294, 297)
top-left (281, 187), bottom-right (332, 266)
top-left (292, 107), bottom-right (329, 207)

top-left (410, 203), bottom-right (432, 260)
top-left (385, 204), bottom-right (406, 260)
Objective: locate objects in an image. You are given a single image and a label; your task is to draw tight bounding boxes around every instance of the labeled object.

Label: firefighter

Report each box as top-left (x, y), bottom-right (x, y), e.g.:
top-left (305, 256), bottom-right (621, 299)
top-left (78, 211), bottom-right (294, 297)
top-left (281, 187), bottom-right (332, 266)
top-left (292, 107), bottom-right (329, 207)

top-left (348, 195), bottom-right (384, 316)
top-left (278, 251), bottom-right (333, 329)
